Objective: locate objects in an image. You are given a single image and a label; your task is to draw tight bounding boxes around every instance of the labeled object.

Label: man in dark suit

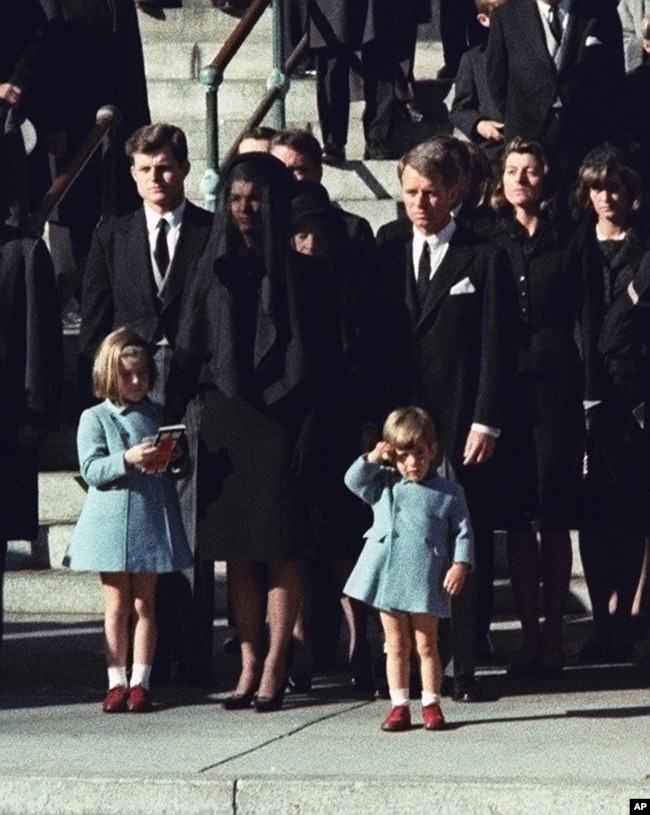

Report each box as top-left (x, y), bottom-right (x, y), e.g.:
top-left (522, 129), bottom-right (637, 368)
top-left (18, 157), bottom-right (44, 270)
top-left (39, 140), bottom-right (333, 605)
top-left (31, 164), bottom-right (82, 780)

top-left (80, 123), bottom-right (215, 688)
top-left (449, 0), bottom-right (506, 166)
top-left (486, 0), bottom-right (625, 178)
top-left (376, 138), bottom-right (515, 700)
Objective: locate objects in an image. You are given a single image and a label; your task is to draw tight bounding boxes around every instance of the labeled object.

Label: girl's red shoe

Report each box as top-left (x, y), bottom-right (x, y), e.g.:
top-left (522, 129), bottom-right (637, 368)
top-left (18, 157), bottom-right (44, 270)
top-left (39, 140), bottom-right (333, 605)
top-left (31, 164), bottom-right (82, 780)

top-left (102, 685), bottom-right (129, 713)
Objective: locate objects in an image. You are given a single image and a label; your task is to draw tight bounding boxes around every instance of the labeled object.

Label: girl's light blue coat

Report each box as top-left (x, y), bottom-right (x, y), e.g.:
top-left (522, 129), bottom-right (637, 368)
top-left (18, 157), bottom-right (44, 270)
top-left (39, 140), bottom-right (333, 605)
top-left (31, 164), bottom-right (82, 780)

top-left (343, 456), bottom-right (474, 617)
top-left (64, 399), bottom-right (192, 573)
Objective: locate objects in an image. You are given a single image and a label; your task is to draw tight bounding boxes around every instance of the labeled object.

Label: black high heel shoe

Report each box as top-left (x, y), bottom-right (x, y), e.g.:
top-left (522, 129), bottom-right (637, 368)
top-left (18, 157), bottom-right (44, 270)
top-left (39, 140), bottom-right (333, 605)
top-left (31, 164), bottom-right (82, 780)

top-left (222, 688), bottom-right (256, 710)
top-left (253, 685), bottom-right (286, 712)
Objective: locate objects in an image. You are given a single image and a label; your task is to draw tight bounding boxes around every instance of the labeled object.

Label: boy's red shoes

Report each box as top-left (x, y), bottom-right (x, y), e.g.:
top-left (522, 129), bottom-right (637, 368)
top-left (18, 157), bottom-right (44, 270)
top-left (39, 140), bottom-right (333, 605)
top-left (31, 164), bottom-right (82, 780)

top-left (381, 705), bottom-right (411, 731)
top-left (422, 703), bottom-right (446, 730)
top-left (127, 684), bottom-right (153, 713)
top-left (102, 685), bottom-right (129, 713)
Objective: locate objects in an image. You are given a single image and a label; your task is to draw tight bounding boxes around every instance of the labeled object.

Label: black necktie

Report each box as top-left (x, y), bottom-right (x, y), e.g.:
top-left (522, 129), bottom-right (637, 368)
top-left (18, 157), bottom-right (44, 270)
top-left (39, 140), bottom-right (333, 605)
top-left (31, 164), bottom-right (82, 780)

top-left (154, 218), bottom-right (170, 279)
top-left (548, 3), bottom-right (562, 46)
top-left (417, 242), bottom-right (431, 304)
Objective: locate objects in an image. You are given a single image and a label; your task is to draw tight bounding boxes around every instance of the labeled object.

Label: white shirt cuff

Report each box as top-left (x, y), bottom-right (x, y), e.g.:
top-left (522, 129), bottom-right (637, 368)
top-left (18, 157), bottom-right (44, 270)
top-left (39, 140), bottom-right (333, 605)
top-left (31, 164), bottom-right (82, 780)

top-left (471, 423), bottom-right (500, 438)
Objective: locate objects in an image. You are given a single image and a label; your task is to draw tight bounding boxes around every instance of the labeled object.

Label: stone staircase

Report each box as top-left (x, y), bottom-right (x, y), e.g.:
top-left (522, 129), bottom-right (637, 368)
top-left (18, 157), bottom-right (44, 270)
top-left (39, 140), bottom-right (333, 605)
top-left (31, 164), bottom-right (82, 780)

top-left (138, 0), bottom-right (448, 232)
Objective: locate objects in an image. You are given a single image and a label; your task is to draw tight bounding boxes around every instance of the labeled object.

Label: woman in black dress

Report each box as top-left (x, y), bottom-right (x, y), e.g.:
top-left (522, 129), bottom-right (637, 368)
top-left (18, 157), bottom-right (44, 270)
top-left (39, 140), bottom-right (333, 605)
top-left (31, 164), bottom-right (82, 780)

top-left (168, 154), bottom-right (341, 710)
top-left (568, 144), bottom-right (649, 663)
top-left (490, 137), bottom-right (583, 678)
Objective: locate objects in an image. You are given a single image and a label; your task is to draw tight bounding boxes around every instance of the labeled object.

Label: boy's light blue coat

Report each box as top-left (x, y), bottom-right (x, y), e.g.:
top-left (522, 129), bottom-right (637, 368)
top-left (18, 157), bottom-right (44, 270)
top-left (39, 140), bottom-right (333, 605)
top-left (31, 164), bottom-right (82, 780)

top-left (343, 456), bottom-right (474, 617)
top-left (64, 399), bottom-right (192, 573)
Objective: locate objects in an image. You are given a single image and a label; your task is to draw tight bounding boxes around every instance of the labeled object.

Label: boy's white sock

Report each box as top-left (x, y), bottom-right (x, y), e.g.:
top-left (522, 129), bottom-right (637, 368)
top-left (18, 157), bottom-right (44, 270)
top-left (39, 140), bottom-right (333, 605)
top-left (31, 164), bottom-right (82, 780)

top-left (130, 663), bottom-right (152, 690)
top-left (389, 688), bottom-right (410, 707)
top-left (107, 666), bottom-right (128, 689)
top-left (421, 691), bottom-right (441, 707)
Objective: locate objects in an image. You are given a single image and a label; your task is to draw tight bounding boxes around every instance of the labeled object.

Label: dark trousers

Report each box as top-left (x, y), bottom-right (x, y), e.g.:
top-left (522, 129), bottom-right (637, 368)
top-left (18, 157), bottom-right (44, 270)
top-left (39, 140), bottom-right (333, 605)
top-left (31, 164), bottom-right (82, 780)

top-left (439, 0), bottom-right (486, 73)
top-left (151, 349), bottom-right (215, 684)
top-left (315, 42), bottom-right (395, 151)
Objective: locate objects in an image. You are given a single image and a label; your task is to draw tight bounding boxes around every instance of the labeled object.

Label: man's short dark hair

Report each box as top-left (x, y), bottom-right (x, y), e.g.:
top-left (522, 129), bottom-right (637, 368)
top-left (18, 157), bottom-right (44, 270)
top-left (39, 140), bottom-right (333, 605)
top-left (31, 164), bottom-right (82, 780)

top-left (271, 128), bottom-right (322, 168)
top-left (125, 123), bottom-right (189, 165)
top-left (239, 125), bottom-right (277, 146)
top-left (397, 137), bottom-right (466, 188)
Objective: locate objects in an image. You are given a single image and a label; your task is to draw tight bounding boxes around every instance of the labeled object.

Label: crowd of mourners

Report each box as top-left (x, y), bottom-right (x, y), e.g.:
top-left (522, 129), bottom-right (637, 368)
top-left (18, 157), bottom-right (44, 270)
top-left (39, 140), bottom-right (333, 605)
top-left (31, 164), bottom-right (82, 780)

top-left (1, 0), bottom-right (649, 726)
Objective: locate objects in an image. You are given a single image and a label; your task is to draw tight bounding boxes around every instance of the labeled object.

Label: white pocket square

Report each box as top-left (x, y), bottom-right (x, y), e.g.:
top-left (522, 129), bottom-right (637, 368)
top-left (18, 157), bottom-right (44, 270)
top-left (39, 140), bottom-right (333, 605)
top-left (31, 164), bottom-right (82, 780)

top-left (449, 277), bottom-right (476, 295)
top-left (585, 36), bottom-right (602, 46)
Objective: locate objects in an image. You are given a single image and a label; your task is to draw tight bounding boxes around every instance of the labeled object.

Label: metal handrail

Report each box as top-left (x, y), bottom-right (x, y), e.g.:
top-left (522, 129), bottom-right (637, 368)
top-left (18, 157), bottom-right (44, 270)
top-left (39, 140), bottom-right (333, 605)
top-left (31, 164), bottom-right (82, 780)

top-left (205, 0), bottom-right (270, 76)
top-left (219, 32), bottom-right (308, 171)
top-left (30, 105), bottom-right (121, 236)
top-left (199, 0), bottom-right (307, 210)
top-left (199, 0), bottom-right (271, 210)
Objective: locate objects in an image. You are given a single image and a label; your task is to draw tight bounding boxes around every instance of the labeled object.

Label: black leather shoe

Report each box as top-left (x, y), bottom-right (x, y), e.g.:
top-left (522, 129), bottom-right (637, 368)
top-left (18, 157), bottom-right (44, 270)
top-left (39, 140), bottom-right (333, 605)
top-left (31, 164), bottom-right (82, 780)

top-left (452, 677), bottom-right (482, 703)
top-left (253, 685), bottom-right (285, 712)
top-left (222, 690), bottom-right (255, 710)
top-left (322, 145), bottom-right (346, 166)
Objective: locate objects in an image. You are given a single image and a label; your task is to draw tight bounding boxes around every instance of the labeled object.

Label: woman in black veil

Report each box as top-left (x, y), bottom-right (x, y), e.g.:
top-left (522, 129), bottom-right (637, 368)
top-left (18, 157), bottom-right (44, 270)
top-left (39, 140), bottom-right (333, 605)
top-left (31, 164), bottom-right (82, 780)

top-left (168, 153), bottom-right (341, 711)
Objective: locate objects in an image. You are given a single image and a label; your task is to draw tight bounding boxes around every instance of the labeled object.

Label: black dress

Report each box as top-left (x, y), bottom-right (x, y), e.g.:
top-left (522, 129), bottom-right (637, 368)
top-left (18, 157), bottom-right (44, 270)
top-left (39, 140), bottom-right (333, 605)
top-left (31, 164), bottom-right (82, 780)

top-left (168, 154), bottom-right (342, 562)
top-left (491, 215), bottom-right (584, 530)
top-left (570, 219), bottom-right (650, 530)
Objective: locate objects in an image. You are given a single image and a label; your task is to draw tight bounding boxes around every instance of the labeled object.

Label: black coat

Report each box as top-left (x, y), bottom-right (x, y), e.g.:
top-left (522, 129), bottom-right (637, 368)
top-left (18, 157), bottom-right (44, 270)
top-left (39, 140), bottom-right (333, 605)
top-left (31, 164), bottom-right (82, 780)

top-left (486, 0), bottom-right (624, 167)
top-left (0, 0), bottom-right (53, 131)
top-left (44, 0), bottom-right (151, 225)
top-left (569, 219), bottom-right (650, 528)
top-left (169, 248), bottom-right (343, 561)
top-left (450, 43), bottom-right (504, 164)
top-left (0, 230), bottom-right (63, 539)
top-left (376, 218), bottom-right (515, 467)
top-left (79, 201), bottom-right (213, 402)
top-left (489, 216), bottom-right (584, 527)
top-left (375, 218), bottom-right (517, 527)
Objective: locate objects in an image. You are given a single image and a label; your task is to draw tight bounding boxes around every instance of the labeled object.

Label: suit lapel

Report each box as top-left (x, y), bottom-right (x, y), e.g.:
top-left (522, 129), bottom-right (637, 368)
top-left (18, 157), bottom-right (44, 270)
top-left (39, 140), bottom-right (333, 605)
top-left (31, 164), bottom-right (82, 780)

top-left (127, 209), bottom-right (160, 306)
top-left (526, 0), bottom-right (558, 74)
top-left (416, 232), bottom-right (477, 330)
top-left (558, 0), bottom-right (588, 73)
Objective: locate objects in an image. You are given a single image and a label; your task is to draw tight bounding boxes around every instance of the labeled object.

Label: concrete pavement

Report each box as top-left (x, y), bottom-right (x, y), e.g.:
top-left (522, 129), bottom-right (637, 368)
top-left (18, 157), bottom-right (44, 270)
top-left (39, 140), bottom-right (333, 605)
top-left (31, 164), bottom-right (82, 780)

top-left (1, 610), bottom-right (648, 815)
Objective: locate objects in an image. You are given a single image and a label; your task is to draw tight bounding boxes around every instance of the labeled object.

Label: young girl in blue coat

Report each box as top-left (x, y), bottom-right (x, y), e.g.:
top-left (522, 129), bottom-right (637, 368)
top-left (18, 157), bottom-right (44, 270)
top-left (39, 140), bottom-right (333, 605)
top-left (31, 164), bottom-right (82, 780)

top-left (343, 407), bottom-right (474, 731)
top-left (65, 328), bottom-right (192, 713)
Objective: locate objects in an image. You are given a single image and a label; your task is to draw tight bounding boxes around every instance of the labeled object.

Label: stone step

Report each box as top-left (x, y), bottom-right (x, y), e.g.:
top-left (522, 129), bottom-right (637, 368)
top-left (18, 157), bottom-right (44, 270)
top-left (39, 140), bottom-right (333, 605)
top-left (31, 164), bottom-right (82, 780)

top-left (137, 6), bottom-right (442, 59)
top-left (4, 563), bottom-right (228, 616)
top-left (4, 563), bottom-right (590, 620)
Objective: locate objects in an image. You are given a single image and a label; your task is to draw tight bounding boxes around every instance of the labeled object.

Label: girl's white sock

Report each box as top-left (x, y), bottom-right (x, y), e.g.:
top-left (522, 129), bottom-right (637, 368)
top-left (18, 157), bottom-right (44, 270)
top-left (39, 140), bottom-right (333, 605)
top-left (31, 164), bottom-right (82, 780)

top-left (389, 688), bottom-right (410, 707)
top-left (130, 663), bottom-right (152, 689)
top-left (421, 691), bottom-right (441, 706)
top-left (107, 666), bottom-right (128, 689)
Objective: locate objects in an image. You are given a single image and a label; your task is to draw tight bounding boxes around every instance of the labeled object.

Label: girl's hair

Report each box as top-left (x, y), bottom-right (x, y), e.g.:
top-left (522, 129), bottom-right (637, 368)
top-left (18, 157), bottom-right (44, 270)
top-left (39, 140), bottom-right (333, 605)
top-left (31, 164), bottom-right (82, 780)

top-left (93, 327), bottom-right (156, 403)
top-left (383, 406), bottom-right (438, 449)
top-left (573, 143), bottom-right (643, 214)
top-left (490, 136), bottom-right (554, 213)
